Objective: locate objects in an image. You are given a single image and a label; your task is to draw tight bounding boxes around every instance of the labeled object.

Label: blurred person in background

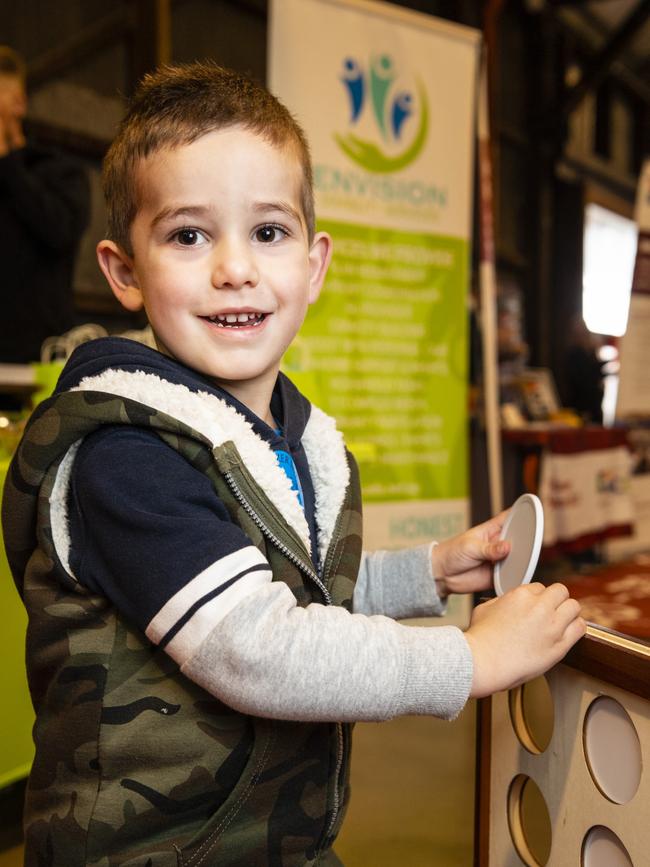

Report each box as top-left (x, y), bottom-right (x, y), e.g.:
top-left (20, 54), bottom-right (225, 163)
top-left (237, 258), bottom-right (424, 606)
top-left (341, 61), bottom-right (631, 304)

top-left (565, 314), bottom-right (606, 425)
top-left (0, 46), bottom-right (90, 364)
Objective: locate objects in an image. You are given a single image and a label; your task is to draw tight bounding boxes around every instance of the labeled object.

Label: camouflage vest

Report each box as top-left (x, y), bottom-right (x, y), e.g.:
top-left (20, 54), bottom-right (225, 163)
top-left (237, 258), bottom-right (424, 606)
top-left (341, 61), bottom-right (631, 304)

top-left (2, 380), bottom-right (362, 867)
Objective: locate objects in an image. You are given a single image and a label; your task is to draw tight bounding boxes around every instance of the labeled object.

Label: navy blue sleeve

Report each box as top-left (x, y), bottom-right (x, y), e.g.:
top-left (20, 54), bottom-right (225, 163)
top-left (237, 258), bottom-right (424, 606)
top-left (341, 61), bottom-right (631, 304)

top-left (68, 427), bottom-right (273, 657)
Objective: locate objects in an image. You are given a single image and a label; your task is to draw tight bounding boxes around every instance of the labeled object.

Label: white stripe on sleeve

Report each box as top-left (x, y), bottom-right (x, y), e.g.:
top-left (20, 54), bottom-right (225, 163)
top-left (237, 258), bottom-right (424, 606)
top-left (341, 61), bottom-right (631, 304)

top-left (145, 546), bottom-right (272, 661)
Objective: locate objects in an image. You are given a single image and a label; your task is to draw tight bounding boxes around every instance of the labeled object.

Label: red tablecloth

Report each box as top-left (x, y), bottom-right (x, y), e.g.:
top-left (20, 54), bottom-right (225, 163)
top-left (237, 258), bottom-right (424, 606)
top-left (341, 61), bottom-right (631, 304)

top-left (565, 559), bottom-right (650, 640)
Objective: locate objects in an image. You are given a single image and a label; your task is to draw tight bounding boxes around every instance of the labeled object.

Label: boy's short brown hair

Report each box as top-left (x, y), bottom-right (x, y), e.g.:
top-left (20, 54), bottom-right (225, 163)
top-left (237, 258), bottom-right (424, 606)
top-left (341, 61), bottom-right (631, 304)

top-left (103, 61), bottom-right (315, 253)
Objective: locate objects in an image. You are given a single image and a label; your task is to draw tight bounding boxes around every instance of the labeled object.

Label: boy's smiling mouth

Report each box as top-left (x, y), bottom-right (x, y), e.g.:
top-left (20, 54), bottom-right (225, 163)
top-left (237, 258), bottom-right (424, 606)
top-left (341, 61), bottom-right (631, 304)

top-left (202, 312), bottom-right (267, 328)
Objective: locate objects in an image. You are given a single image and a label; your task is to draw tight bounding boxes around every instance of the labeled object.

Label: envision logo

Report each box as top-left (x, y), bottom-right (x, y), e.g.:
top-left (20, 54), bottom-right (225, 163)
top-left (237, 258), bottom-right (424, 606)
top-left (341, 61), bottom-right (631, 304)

top-left (335, 54), bottom-right (428, 174)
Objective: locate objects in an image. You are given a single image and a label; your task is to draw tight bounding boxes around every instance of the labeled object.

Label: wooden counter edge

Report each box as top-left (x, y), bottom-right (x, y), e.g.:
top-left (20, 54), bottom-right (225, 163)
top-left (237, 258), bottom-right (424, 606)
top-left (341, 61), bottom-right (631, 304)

top-left (563, 623), bottom-right (650, 701)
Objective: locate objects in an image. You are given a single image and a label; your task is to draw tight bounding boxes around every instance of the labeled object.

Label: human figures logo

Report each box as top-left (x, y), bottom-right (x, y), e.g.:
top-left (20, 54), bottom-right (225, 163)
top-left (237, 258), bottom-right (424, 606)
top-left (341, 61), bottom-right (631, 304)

top-left (342, 58), bottom-right (365, 123)
top-left (336, 54), bottom-right (428, 173)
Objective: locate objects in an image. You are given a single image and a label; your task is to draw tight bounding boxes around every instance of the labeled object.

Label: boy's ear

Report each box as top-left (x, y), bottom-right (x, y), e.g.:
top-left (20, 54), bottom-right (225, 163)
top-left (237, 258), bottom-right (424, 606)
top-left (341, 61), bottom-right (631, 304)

top-left (307, 231), bottom-right (333, 304)
top-left (96, 240), bottom-right (144, 312)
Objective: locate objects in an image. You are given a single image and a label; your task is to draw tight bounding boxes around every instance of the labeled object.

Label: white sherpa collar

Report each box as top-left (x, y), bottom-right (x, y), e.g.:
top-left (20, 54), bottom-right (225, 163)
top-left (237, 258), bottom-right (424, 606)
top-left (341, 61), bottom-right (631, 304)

top-left (302, 406), bottom-right (351, 566)
top-left (71, 369), bottom-right (350, 563)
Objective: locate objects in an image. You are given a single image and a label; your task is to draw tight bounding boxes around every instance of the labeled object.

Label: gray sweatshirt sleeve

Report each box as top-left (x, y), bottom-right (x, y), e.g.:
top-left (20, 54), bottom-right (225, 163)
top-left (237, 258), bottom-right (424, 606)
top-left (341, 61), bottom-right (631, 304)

top-left (181, 580), bottom-right (473, 723)
top-left (354, 542), bottom-right (447, 619)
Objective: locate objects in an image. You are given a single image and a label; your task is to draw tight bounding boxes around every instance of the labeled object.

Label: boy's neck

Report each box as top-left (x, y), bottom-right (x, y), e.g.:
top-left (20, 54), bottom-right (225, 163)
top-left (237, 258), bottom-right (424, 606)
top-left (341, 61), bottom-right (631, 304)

top-left (152, 339), bottom-right (277, 426)
top-left (213, 374), bottom-right (276, 427)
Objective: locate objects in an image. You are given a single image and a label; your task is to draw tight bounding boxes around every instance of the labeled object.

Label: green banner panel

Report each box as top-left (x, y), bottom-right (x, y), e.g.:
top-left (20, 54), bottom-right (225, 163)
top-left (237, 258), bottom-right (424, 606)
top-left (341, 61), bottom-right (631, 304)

top-left (284, 219), bottom-right (468, 503)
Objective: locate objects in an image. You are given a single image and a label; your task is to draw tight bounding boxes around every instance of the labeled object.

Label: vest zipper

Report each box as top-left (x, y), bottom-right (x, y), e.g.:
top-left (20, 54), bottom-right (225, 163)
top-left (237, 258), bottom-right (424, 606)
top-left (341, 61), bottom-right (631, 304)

top-left (223, 467), bottom-right (347, 855)
top-left (322, 722), bottom-right (345, 845)
top-left (223, 469), bottom-right (332, 603)
top-left (319, 505), bottom-right (348, 849)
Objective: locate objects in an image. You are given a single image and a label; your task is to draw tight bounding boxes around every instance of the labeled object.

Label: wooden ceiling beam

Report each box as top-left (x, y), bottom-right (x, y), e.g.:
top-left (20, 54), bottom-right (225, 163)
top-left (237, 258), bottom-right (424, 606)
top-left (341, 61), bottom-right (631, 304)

top-left (559, 0), bottom-right (650, 118)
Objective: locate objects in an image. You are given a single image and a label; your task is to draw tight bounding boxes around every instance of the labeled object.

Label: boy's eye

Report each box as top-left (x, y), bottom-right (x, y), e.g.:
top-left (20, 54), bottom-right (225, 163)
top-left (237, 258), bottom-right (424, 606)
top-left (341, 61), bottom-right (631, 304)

top-left (174, 228), bottom-right (206, 246)
top-left (255, 225), bottom-right (285, 243)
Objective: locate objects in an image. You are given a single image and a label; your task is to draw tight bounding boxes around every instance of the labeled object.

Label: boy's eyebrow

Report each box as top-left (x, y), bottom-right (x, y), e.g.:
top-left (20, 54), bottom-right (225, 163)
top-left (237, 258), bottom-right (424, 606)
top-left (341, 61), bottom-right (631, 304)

top-left (149, 201), bottom-right (304, 227)
top-left (150, 205), bottom-right (212, 228)
top-left (253, 201), bottom-right (304, 225)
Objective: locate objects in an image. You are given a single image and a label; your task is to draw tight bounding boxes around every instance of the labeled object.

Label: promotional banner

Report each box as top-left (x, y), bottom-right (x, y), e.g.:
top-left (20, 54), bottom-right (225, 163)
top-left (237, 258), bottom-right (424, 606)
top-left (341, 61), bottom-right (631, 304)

top-left (270, 0), bottom-right (479, 553)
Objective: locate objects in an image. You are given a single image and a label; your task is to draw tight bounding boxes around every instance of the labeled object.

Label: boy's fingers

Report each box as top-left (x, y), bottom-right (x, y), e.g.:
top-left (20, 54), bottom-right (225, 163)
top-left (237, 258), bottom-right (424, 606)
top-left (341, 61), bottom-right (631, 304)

top-left (543, 582), bottom-right (570, 605)
top-left (486, 540), bottom-right (509, 560)
top-left (473, 595), bottom-right (499, 614)
top-left (555, 597), bottom-right (582, 631)
top-left (561, 616), bottom-right (588, 651)
top-left (492, 508), bottom-right (510, 526)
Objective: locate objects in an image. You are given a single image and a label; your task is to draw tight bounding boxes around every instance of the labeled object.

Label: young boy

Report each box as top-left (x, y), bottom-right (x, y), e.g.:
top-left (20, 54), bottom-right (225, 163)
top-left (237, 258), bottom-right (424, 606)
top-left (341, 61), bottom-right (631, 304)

top-left (2, 62), bottom-right (584, 866)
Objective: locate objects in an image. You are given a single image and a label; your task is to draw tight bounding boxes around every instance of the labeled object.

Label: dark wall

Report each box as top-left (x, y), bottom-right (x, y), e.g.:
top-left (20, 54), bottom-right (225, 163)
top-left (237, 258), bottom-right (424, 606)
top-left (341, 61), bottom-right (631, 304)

top-left (172, 0), bottom-right (267, 82)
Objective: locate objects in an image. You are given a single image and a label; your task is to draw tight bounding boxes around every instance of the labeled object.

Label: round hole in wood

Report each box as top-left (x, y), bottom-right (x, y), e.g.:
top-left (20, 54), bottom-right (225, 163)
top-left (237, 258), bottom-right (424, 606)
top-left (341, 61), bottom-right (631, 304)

top-left (509, 675), bottom-right (554, 754)
top-left (582, 826), bottom-right (634, 867)
top-left (583, 696), bottom-right (642, 804)
top-left (507, 774), bottom-right (552, 866)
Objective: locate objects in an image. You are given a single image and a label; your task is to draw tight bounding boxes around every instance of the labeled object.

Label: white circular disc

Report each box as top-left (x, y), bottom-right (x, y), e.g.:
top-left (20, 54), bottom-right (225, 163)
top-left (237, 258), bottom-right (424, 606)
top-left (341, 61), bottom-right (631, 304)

top-left (494, 493), bottom-right (544, 596)
top-left (583, 696), bottom-right (642, 804)
top-left (582, 826), bottom-right (634, 867)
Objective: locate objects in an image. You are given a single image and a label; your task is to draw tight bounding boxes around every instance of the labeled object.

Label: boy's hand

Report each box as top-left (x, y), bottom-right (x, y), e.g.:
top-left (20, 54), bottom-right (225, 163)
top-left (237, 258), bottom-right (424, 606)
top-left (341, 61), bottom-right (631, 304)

top-left (432, 510), bottom-right (510, 598)
top-left (464, 582), bottom-right (586, 698)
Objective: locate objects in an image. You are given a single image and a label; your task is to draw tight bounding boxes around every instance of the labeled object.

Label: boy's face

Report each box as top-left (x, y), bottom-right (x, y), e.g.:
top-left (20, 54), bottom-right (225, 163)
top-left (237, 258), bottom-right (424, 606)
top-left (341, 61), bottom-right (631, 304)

top-left (98, 126), bottom-right (331, 419)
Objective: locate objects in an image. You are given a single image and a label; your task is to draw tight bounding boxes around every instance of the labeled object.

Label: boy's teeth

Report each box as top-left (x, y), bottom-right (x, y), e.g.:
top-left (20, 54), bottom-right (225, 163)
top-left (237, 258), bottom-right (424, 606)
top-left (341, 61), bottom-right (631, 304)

top-left (208, 312), bottom-right (263, 326)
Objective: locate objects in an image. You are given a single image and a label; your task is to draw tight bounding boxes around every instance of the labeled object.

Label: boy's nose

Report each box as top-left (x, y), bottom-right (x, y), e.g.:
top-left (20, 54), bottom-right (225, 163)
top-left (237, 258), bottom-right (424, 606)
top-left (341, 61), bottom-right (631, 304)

top-left (211, 237), bottom-right (260, 290)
